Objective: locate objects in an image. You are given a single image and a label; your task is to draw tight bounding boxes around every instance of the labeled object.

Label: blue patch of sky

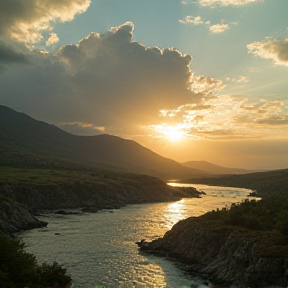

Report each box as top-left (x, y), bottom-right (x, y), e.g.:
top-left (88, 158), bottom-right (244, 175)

top-left (50, 0), bottom-right (288, 99)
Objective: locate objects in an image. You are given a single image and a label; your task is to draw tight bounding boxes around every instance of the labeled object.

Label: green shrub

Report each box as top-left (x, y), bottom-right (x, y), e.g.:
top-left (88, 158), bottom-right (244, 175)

top-left (0, 233), bottom-right (71, 288)
top-left (38, 261), bottom-right (72, 286)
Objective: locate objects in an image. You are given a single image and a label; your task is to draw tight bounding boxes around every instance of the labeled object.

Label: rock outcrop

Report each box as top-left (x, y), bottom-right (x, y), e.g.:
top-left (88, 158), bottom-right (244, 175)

top-left (0, 195), bottom-right (47, 233)
top-left (139, 217), bottom-right (287, 287)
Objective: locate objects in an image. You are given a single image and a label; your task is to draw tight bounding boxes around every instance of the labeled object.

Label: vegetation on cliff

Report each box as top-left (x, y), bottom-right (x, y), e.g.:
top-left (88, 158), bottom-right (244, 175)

top-left (201, 198), bottom-right (288, 257)
top-left (0, 233), bottom-right (71, 288)
top-left (185, 169), bottom-right (288, 256)
top-left (181, 168), bottom-right (288, 197)
top-left (0, 166), bottom-right (201, 212)
top-left (0, 165), bottom-right (201, 287)
top-left (138, 169), bottom-right (288, 286)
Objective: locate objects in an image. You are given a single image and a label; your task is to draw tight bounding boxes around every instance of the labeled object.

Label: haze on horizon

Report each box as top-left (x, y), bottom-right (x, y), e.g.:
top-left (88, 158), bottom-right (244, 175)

top-left (0, 0), bottom-right (287, 170)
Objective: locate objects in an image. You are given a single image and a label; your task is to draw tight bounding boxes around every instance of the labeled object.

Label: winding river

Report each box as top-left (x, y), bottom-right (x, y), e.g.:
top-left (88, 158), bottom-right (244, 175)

top-left (20, 184), bottom-right (257, 288)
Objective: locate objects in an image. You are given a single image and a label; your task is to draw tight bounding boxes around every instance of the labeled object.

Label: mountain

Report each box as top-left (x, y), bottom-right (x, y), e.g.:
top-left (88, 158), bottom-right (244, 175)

top-left (182, 160), bottom-right (259, 175)
top-left (0, 105), bottom-right (207, 179)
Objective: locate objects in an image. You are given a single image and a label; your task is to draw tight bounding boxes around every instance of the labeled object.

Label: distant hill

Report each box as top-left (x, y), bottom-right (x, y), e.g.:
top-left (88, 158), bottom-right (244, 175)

top-left (182, 160), bottom-right (260, 175)
top-left (0, 105), bottom-right (207, 179)
top-left (180, 168), bottom-right (288, 197)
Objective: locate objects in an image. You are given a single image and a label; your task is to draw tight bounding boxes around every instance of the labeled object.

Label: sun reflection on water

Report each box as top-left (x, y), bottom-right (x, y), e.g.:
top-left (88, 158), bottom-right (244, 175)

top-left (165, 199), bottom-right (187, 229)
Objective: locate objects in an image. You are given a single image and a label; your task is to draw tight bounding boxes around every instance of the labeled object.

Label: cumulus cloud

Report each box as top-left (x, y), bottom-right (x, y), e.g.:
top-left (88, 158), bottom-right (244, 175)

top-left (190, 75), bottom-right (226, 94)
top-left (179, 16), bottom-right (203, 25)
top-left (0, 0), bottom-right (90, 43)
top-left (46, 33), bottom-right (60, 46)
top-left (198, 0), bottom-right (263, 7)
top-left (1, 21), bottom-right (286, 141)
top-left (247, 38), bottom-right (288, 67)
top-left (0, 22), bottom-right (205, 135)
top-left (209, 20), bottom-right (229, 33)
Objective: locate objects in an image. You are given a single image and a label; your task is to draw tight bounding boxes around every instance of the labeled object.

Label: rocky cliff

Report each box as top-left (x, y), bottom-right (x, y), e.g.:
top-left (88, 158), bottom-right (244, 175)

top-left (0, 179), bottom-right (201, 233)
top-left (0, 194), bottom-right (47, 233)
top-left (0, 180), bottom-right (200, 211)
top-left (139, 217), bottom-right (287, 287)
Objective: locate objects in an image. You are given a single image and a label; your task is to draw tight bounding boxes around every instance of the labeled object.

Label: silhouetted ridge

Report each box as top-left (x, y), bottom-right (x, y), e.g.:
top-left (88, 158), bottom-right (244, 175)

top-left (0, 105), bottom-right (207, 179)
top-left (182, 160), bottom-right (262, 174)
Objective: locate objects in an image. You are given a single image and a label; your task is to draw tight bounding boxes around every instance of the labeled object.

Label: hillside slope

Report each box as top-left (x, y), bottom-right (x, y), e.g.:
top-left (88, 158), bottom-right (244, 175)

top-left (0, 105), bottom-right (206, 179)
top-left (182, 160), bottom-right (257, 174)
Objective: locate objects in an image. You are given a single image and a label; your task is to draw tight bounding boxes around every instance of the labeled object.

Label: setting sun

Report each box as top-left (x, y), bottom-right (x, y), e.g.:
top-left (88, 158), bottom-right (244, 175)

top-left (164, 126), bottom-right (184, 142)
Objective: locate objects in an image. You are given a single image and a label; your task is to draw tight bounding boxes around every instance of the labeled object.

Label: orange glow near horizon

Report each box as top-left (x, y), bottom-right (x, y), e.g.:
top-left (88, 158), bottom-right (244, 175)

top-left (164, 126), bottom-right (185, 142)
top-left (152, 124), bottom-right (187, 142)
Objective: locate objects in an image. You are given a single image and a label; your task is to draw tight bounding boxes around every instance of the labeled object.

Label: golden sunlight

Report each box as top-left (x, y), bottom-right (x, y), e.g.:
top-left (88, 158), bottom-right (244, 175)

top-left (165, 200), bottom-right (186, 229)
top-left (164, 126), bottom-right (184, 142)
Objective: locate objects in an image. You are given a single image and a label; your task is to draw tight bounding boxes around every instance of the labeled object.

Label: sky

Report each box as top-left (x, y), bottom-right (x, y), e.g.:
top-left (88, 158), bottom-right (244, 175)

top-left (0, 0), bottom-right (288, 170)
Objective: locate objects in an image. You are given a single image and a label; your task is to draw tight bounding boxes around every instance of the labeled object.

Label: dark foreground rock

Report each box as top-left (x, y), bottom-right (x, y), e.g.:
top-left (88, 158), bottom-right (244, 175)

top-left (139, 217), bottom-right (287, 287)
top-left (0, 195), bottom-right (47, 233)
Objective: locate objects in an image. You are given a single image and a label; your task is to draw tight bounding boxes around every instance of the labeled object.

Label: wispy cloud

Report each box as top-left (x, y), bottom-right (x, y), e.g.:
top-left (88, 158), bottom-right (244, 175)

top-left (197, 0), bottom-right (263, 7)
top-left (58, 122), bottom-right (104, 136)
top-left (150, 96), bottom-right (288, 140)
top-left (179, 17), bottom-right (233, 34)
top-left (245, 67), bottom-right (260, 73)
top-left (179, 16), bottom-right (203, 25)
top-left (190, 75), bottom-right (226, 94)
top-left (247, 38), bottom-right (288, 67)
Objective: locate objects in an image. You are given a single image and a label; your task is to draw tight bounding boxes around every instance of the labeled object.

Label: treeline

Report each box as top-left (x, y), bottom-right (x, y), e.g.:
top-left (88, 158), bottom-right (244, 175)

top-left (202, 186), bottom-right (288, 241)
top-left (0, 233), bottom-right (71, 288)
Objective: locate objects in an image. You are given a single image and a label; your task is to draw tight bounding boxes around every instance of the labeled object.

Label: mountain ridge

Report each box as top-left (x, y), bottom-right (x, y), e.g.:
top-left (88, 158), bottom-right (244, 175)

top-left (182, 160), bottom-right (264, 175)
top-left (0, 105), bottom-right (207, 179)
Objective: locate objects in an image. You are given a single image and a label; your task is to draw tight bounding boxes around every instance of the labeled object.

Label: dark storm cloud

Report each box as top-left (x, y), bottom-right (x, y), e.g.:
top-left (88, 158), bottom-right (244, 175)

top-left (0, 42), bottom-right (27, 64)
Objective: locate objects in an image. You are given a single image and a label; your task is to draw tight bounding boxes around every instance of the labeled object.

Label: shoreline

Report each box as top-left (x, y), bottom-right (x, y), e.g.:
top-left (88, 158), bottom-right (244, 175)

top-left (0, 181), bottom-right (202, 234)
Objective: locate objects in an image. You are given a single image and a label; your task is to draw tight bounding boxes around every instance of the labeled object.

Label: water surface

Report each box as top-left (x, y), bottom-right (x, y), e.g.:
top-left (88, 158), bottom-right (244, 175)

top-left (20, 184), bottom-right (255, 287)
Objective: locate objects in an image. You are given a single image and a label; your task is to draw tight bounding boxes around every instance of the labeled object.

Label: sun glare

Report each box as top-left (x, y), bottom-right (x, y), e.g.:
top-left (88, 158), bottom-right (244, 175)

top-left (164, 126), bottom-right (184, 142)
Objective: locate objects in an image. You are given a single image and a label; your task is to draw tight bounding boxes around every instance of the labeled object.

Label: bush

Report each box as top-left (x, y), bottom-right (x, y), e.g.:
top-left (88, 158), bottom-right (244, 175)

top-left (38, 261), bottom-right (72, 286)
top-left (0, 233), bottom-right (71, 288)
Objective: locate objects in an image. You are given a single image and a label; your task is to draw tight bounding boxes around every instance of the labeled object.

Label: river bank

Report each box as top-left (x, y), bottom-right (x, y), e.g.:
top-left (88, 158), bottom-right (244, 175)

top-left (19, 184), bottom-right (256, 287)
top-left (139, 217), bottom-right (287, 287)
top-left (0, 172), bottom-right (201, 233)
top-left (138, 182), bottom-right (288, 287)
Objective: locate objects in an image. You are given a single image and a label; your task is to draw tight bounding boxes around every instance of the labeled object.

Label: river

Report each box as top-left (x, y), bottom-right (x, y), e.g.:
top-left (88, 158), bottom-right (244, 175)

top-left (19, 184), bottom-right (257, 288)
